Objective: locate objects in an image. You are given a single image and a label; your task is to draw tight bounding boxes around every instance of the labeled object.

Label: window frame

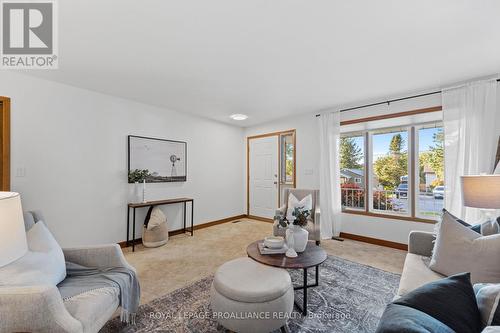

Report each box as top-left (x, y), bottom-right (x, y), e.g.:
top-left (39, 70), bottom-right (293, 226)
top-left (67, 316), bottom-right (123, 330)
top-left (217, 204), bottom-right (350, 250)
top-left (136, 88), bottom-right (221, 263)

top-left (339, 132), bottom-right (367, 211)
top-left (279, 132), bottom-right (296, 186)
top-left (341, 121), bottom-right (443, 224)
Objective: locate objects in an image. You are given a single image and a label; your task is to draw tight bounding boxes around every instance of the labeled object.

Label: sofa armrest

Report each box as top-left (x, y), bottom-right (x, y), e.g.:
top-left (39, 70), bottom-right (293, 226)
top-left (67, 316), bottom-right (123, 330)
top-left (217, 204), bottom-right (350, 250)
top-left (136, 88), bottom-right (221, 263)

top-left (63, 244), bottom-right (136, 272)
top-left (408, 231), bottom-right (435, 256)
top-left (0, 285), bottom-right (83, 333)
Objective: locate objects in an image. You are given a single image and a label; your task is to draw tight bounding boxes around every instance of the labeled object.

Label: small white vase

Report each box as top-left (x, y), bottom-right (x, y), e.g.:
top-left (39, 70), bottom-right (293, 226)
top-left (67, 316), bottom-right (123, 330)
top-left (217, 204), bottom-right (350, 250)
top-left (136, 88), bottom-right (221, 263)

top-left (133, 182), bottom-right (141, 203)
top-left (290, 224), bottom-right (308, 253)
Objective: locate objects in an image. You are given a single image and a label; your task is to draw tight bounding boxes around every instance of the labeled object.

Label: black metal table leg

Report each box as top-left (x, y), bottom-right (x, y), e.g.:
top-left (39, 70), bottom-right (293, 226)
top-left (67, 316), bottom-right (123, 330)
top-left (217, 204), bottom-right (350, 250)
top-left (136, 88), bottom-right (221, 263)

top-left (126, 207), bottom-right (130, 247)
top-left (183, 202), bottom-right (186, 234)
top-left (132, 208), bottom-right (136, 252)
top-left (191, 200), bottom-right (194, 236)
top-left (302, 268), bottom-right (308, 314)
top-left (293, 265), bottom-right (320, 315)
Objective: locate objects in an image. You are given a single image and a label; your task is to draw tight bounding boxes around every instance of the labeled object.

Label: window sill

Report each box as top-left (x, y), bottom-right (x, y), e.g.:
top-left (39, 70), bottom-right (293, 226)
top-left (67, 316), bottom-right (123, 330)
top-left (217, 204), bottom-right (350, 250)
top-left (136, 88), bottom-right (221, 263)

top-left (341, 209), bottom-right (437, 224)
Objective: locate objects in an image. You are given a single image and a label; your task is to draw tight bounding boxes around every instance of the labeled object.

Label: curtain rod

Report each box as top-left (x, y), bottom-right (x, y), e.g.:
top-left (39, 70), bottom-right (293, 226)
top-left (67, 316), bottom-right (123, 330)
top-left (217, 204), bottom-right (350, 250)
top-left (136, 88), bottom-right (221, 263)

top-left (315, 78), bottom-right (500, 117)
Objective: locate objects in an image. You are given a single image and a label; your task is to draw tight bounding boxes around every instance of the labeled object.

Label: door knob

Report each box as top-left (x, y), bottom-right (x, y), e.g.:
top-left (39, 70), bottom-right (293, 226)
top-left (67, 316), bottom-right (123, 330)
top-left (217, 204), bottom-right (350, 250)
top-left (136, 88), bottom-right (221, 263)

top-left (274, 181), bottom-right (278, 185)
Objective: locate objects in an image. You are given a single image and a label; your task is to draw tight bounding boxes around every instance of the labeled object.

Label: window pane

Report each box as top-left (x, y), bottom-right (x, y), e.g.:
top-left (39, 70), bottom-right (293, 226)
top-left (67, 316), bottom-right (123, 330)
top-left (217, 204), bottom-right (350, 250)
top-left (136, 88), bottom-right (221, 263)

top-left (340, 135), bottom-right (365, 210)
top-left (371, 129), bottom-right (409, 215)
top-left (281, 134), bottom-right (294, 184)
top-left (417, 125), bottom-right (444, 219)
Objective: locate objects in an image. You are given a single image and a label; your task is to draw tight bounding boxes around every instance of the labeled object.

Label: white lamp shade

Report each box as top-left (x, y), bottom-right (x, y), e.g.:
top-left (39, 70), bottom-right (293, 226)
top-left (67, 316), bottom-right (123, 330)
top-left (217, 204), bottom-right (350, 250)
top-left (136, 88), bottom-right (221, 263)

top-left (461, 175), bottom-right (500, 209)
top-left (0, 192), bottom-right (28, 267)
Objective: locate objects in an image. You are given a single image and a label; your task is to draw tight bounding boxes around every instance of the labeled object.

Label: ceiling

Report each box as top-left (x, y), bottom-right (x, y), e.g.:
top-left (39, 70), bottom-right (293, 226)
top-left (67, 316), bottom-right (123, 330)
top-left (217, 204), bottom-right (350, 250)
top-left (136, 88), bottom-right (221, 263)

top-left (26, 1), bottom-right (500, 127)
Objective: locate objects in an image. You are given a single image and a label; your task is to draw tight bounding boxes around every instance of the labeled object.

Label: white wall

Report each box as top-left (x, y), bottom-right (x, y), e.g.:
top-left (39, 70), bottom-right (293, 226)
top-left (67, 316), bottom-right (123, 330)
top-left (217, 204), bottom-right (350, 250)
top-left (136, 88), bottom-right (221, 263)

top-left (245, 94), bottom-right (442, 244)
top-left (2, 72), bottom-right (245, 247)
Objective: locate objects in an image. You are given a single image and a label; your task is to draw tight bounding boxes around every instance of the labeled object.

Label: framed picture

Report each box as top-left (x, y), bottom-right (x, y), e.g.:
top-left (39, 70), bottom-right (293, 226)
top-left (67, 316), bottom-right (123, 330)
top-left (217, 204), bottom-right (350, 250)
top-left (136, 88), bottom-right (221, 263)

top-left (128, 135), bottom-right (187, 183)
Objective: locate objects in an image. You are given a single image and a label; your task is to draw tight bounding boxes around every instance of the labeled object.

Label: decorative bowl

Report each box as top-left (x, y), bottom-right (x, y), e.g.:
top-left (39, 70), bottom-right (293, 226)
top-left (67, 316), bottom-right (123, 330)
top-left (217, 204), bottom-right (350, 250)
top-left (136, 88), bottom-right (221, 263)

top-left (264, 236), bottom-right (285, 249)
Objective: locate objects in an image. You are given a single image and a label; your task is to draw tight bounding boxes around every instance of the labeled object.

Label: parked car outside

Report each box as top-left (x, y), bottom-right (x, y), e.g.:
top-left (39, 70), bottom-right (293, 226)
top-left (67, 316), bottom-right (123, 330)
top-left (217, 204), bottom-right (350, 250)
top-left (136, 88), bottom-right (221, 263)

top-left (395, 183), bottom-right (408, 198)
top-left (433, 186), bottom-right (445, 199)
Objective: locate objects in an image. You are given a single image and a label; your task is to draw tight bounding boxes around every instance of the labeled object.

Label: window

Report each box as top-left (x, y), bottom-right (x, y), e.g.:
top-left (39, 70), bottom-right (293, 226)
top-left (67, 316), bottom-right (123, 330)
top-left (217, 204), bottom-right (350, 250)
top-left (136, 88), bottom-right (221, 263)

top-left (340, 134), bottom-right (365, 210)
top-left (371, 128), bottom-right (410, 215)
top-left (340, 122), bottom-right (444, 221)
top-left (416, 124), bottom-right (444, 218)
top-left (280, 133), bottom-right (295, 184)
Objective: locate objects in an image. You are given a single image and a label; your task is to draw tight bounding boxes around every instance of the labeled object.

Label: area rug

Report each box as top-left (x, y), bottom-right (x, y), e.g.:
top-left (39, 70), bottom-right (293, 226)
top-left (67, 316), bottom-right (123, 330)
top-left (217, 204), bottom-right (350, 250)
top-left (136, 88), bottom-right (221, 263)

top-left (101, 256), bottom-right (400, 333)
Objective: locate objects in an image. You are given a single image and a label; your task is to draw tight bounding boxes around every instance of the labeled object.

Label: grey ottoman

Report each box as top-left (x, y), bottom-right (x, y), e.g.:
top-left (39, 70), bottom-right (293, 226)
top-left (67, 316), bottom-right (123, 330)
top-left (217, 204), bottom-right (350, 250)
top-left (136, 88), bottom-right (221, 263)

top-left (210, 257), bottom-right (293, 333)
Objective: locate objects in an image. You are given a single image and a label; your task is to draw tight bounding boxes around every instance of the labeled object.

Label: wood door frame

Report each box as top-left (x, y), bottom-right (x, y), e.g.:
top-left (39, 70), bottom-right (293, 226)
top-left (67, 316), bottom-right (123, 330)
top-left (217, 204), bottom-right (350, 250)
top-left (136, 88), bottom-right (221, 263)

top-left (246, 129), bottom-right (296, 217)
top-left (0, 96), bottom-right (10, 191)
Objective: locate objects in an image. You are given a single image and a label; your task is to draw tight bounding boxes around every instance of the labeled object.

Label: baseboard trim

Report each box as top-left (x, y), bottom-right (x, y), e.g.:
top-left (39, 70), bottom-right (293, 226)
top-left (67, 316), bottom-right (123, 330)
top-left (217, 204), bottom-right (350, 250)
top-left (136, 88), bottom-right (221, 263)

top-left (246, 215), bottom-right (274, 223)
top-left (339, 232), bottom-right (408, 251)
top-left (118, 214), bottom-right (247, 248)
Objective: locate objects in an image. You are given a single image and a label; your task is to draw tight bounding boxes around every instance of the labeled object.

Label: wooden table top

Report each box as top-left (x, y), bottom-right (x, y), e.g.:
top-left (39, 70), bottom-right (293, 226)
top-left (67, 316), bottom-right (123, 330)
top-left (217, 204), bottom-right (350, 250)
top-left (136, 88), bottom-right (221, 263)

top-left (128, 198), bottom-right (193, 208)
top-left (246, 240), bottom-right (327, 269)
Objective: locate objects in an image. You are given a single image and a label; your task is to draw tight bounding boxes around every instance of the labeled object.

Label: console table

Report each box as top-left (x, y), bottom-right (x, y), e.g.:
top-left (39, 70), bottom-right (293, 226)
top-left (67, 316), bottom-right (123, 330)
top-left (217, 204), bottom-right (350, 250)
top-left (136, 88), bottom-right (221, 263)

top-left (127, 198), bottom-right (194, 252)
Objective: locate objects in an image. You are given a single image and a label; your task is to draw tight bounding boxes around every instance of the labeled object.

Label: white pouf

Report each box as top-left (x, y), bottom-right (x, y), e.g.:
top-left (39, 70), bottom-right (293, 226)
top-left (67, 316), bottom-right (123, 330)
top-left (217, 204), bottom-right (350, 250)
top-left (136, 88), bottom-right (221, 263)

top-left (210, 257), bottom-right (293, 333)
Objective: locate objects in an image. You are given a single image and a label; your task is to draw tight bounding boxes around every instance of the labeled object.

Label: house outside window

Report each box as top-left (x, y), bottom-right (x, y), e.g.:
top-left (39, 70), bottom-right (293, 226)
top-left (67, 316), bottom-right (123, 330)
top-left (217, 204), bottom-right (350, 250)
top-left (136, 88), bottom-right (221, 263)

top-left (340, 121), bottom-right (444, 222)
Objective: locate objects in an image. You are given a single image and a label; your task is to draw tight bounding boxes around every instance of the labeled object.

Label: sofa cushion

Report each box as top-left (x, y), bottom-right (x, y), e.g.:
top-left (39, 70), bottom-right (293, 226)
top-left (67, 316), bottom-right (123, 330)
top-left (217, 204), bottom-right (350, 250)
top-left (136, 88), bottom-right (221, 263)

top-left (0, 221), bottom-right (66, 286)
top-left (213, 257), bottom-right (292, 303)
top-left (375, 303), bottom-right (454, 333)
top-left (394, 273), bottom-right (482, 333)
top-left (474, 283), bottom-right (500, 327)
top-left (430, 211), bottom-right (500, 283)
top-left (63, 286), bottom-right (119, 333)
top-left (397, 253), bottom-right (444, 296)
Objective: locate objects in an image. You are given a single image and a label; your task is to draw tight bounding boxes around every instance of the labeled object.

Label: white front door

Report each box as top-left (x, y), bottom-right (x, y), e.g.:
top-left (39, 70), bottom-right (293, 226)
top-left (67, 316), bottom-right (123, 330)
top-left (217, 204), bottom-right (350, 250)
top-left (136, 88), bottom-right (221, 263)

top-left (249, 136), bottom-right (279, 219)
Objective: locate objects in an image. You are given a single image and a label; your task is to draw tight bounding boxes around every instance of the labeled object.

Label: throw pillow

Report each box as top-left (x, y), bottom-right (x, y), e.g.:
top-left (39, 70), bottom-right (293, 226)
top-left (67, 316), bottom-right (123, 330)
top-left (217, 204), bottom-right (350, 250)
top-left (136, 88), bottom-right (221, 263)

top-left (444, 209), bottom-right (499, 236)
top-left (430, 210), bottom-right (500, 283)
top-left (375, 303), bottom-right (454, 333)
top-left (474, 283), bottom-right (500, 327)
top-left (0, 221), bottom-right (66, 286)
top-left (393, 273), bottom-right (482, 333)
top-left (286, 193), bottom-right (312, 219)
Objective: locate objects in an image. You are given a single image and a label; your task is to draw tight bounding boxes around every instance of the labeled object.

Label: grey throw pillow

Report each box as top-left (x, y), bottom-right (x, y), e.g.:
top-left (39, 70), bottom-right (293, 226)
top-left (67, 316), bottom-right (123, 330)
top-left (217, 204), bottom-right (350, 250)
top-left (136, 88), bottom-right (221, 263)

top-left (0, 221), bottom-right (66, 286)
top-left (430, 211), bottom-right (500, 283)
top-left (474, 283), bottom-right (500, 327)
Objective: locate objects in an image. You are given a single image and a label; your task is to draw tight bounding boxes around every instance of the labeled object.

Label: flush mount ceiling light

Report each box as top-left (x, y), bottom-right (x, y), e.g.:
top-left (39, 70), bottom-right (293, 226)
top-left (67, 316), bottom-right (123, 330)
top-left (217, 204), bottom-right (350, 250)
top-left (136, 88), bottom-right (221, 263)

top-left (230, 114), bottom-right (248, 121)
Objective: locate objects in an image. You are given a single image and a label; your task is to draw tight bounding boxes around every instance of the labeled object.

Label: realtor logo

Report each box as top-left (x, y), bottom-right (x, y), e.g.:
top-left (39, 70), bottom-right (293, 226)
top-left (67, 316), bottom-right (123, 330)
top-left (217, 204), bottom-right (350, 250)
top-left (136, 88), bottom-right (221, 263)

top-left (1, 0), bottom-right (58, 69)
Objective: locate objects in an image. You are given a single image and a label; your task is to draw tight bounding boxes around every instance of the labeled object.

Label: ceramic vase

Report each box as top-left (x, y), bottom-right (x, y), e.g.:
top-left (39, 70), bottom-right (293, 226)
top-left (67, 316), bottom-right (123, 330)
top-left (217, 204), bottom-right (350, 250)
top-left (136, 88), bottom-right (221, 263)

top-left (290, 224), bottom-right (308, 252)
top-left (285, 227), bottom-right (298, 258)
top-left (134, 182), bottom-right (141, 203)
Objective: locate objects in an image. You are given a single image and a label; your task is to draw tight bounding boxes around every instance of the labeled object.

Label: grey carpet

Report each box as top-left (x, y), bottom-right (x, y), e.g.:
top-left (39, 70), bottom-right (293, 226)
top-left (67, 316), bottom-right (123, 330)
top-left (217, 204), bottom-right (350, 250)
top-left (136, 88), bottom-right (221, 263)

top-left (101, 256), bottom-right (400, 333)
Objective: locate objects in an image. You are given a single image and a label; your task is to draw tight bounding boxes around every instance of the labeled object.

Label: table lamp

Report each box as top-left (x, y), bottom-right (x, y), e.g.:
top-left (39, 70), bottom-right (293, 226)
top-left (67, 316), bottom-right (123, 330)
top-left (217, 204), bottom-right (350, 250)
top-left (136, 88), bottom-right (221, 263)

top-left (0, 192), bottom-right (28, 267)
top-left (461, 175), bottom-right (500, 222)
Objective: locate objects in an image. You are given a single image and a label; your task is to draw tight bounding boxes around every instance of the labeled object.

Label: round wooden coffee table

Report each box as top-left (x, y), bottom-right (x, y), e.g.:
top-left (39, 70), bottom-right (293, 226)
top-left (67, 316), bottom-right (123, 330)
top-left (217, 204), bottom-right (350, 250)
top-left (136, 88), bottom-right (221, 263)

top-left (246, 240), bottom-right (327, 315)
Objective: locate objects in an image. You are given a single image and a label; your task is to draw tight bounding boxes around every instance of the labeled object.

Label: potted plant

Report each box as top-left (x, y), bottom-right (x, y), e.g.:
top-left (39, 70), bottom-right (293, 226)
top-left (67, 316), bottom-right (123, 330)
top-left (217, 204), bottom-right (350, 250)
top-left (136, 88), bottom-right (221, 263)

top-left (275, 206), bottom-right (311, 253)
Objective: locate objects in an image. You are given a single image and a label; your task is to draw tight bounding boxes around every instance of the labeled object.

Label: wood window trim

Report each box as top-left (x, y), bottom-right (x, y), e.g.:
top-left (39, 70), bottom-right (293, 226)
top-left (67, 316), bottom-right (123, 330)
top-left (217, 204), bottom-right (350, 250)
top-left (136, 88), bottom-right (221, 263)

top-left (342, 209), bottom-right (436, 224)
top-left (0, 97), bottom-right (10, 191)
top-left (340, 106), bottom-right (442, 126)
top-left (246, 129), bottom-right (296, 215)
top-left (341, 106), bottom-right (442, 225)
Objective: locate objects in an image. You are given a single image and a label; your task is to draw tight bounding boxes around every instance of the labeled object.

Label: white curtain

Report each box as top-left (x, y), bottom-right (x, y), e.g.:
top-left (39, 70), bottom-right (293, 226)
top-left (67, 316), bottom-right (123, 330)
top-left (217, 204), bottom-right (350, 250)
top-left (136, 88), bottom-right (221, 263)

top-left (318, 111), bottom-right (342, 238)
top-left (442, 79), bottom-right (500, 221)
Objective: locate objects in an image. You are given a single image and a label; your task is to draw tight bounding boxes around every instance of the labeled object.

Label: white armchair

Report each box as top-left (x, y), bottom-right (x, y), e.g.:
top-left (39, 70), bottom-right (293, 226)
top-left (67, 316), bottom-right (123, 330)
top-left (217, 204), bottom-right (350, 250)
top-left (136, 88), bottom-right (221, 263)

top-left (273, 189), bottom-right (321, 245)
top-left (0, 211), bottom-right (136, 333)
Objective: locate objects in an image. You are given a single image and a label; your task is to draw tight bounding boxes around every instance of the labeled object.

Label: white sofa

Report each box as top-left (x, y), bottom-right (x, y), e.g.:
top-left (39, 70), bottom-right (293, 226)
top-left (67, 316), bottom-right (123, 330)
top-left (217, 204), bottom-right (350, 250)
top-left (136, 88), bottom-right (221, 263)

top-left (396, 231), bottom-right (444, 297)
